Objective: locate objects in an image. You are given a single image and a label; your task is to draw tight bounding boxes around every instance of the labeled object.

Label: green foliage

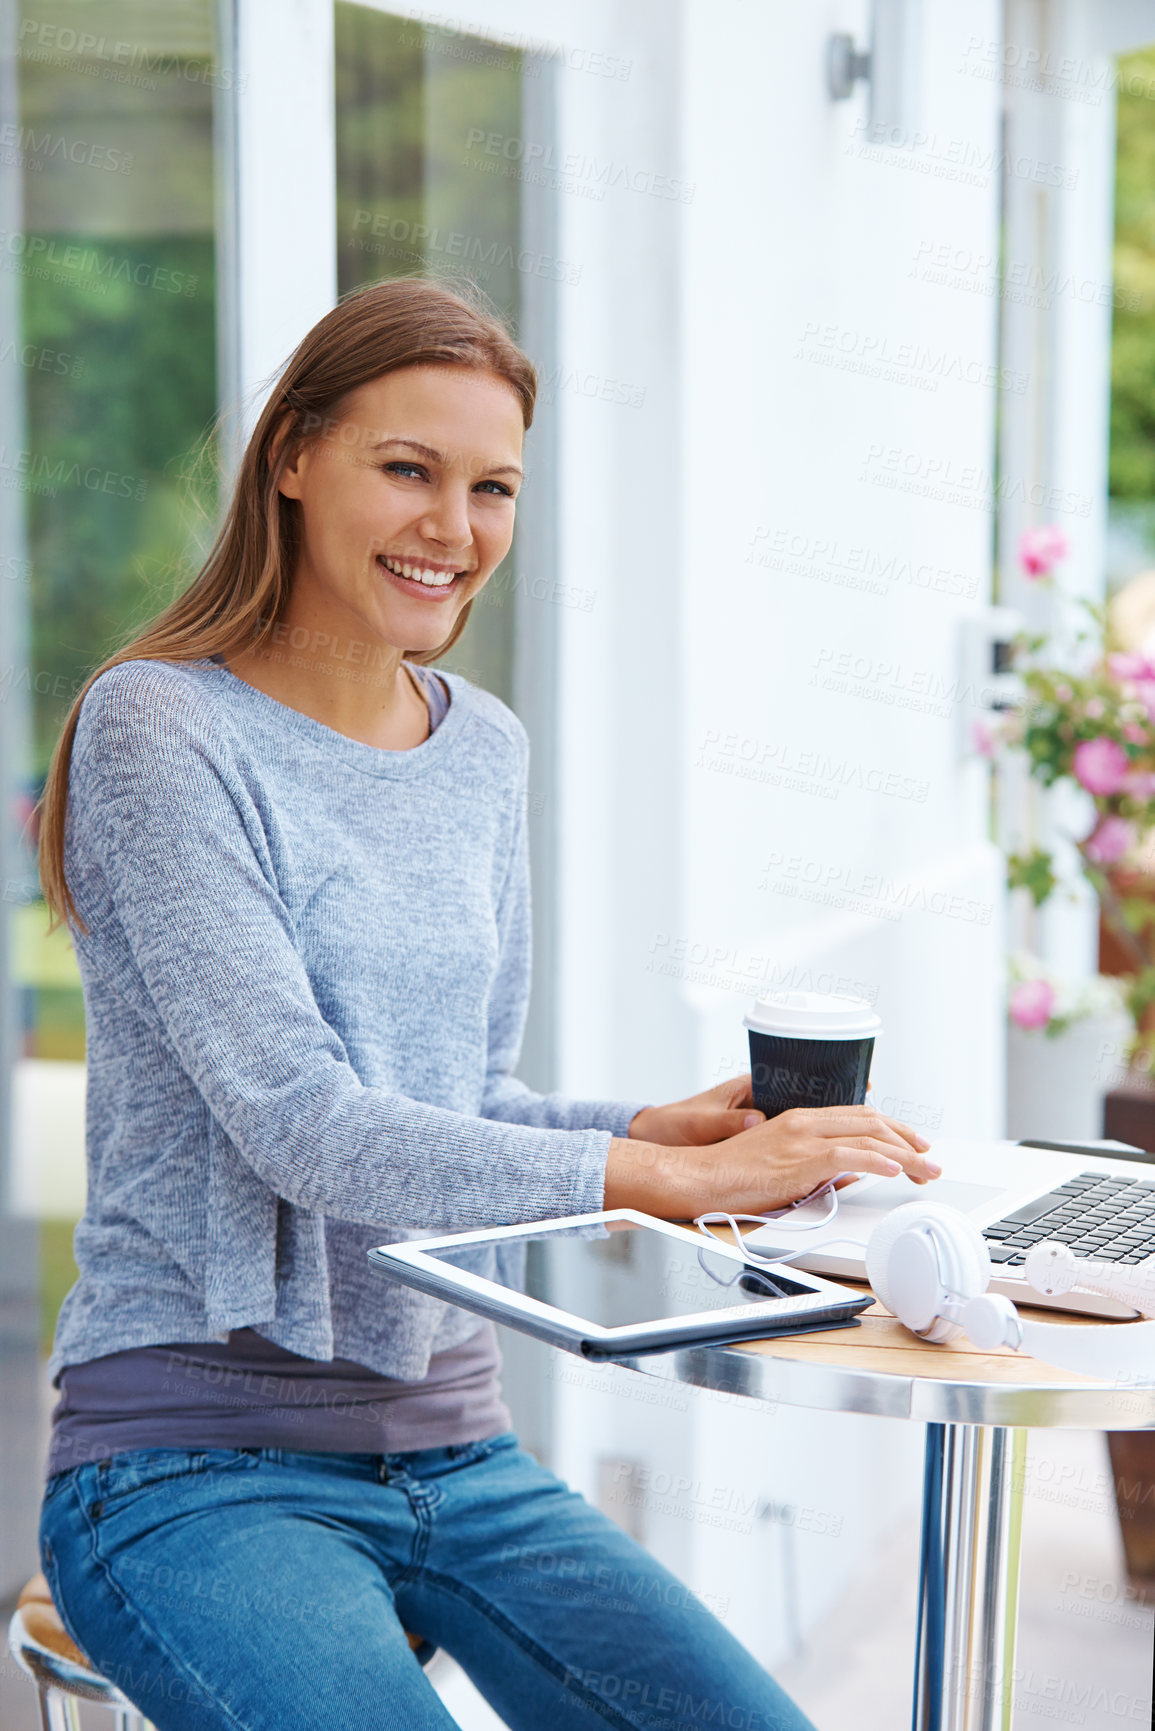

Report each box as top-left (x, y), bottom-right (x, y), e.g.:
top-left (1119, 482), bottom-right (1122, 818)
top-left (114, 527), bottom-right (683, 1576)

top-left (1007, 848), bottom-right (1057, 907)
top-left (22, 236), bottom-right (218, 778)
top-left (1111, 47), bottom-right (1155, 497)
top-left (334, 2), bottom-right (523, 328)
top-left (335, 6), bottom-right (426, 298)
top-left (1117, 894), bottom-right (1155, 937)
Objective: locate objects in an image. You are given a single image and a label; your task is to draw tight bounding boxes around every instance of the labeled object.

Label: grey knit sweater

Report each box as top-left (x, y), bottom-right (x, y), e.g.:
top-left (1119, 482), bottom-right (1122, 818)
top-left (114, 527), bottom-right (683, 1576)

top-left (48, 658), bottom-right (646, 1385)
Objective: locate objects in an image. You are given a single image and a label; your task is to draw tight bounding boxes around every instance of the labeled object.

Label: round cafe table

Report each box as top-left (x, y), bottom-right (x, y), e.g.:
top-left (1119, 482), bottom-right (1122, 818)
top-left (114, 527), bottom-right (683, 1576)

top-left (609, 1289), bottom-right (1155, 1731)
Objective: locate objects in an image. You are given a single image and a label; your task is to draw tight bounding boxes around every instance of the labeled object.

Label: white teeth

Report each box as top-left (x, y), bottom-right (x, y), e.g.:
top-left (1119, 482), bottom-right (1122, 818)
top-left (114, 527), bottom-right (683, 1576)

top-left (381, 555), bottom-right (455, 589)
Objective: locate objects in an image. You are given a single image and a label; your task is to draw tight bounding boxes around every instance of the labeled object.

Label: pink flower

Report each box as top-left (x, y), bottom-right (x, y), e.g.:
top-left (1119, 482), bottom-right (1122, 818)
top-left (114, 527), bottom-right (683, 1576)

top-left (1085, 697), bottom-right (1105, 720)
top-left (1072, 736), bottom-right (1130, 795)
top-left (971, 717), bottom-right (999, 758)
top-left (1123, 770), bottom-right (1155, 799)
top-left (1108, 652), bottom-right (1155, 685)
top-left (1106, 657), bottom-right (1155, 721)
top-left (1124, 722), bottom-right (1148, 745)
top-left (1009, 979), bottom-right (1055, 1030)
top-left (1084, 815), bottom-right (1137, 864)
top-left (1018, 526), bottom-right (1069, 578)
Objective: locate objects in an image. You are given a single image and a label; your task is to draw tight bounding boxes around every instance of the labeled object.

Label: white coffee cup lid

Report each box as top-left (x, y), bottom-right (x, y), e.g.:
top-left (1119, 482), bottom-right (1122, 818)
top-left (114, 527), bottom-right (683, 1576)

top-left (744, 991), bottom-right (882, 1040)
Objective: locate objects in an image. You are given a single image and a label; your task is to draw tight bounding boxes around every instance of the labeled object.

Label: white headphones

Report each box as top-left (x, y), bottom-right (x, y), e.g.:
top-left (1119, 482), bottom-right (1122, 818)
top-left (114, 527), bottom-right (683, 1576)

top-left (865, 1202), bottom-right (1155, 1381)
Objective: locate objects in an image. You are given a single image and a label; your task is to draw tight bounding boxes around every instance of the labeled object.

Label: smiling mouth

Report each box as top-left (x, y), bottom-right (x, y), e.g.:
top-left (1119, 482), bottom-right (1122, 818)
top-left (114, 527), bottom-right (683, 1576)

top-left (377, 554), bottom-right (468, 594)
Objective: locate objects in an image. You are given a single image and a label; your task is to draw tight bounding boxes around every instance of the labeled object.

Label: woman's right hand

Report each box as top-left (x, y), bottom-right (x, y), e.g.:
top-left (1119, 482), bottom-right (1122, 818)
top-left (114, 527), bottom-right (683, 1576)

top-left (604, 1103), bottom-right (941, 1220)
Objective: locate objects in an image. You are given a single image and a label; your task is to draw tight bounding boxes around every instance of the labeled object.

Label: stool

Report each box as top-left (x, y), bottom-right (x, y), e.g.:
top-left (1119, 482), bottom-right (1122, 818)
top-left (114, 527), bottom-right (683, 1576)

top-left (8, 1573), bottom-right (150, 1729)
top-left (9, 1573), bottom-right (435, 1726)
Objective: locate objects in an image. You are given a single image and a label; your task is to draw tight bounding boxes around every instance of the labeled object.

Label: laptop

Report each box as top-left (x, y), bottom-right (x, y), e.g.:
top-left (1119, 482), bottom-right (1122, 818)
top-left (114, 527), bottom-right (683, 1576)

top-left (742, 1137), bottom-right (1155, 1320)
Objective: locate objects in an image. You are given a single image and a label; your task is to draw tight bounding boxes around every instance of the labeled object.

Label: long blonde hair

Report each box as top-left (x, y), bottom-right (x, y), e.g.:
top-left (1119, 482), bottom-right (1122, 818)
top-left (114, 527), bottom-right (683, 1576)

top-left (38, 277), bottom-right (537, 928)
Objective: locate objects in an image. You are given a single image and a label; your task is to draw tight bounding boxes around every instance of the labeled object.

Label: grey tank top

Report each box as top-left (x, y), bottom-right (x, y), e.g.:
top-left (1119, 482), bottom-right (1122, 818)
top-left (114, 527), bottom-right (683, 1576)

top-left (47, 664), bottom-right (513, 1474)
top-left (46, 1322), bottom-right (512, 1474)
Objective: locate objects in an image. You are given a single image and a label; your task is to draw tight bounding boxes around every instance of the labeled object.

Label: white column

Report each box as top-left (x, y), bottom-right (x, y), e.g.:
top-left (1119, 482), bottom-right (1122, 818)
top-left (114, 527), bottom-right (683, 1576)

top-left (217, 0), bottom-right (337, 456)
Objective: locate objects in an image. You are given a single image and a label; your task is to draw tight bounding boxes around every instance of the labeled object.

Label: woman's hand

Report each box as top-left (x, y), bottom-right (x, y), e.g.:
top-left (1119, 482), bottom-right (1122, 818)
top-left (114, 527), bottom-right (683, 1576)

top-left (627, 1074), bottom-right (764, 1147)
top-left (605, 1100), bottom-right (940, 1220)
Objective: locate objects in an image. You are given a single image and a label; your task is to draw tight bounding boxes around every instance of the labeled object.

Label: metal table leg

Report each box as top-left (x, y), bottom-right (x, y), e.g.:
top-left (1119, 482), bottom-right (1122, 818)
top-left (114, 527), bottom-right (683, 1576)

top-left (913, 1423), bottom-right (1027, 1731)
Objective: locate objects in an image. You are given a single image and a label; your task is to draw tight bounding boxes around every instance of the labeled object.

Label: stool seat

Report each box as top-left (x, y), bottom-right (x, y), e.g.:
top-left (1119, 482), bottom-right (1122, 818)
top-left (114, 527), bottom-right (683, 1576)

top-left (16, 1574), bottom-right (91, 1670)
top-left (10, 1568), bottom-right (435, 1731)
top-left (10, 1571), bottom-right (434, 1731)
top-left (9, 1573), bottom-right (142, 1726)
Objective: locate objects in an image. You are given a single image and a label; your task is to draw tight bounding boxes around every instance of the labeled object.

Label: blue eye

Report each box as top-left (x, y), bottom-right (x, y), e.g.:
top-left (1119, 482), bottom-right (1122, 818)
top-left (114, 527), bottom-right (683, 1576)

top-left (379, 461), bottom-right (515, 497)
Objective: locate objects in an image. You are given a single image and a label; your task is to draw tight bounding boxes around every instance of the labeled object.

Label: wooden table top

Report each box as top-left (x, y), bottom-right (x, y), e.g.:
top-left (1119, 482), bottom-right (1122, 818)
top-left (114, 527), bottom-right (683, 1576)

top-left (728, 1285), bottom-right (1112, 1386)
top-left (614, 1274), bottom-right (1155, 1428)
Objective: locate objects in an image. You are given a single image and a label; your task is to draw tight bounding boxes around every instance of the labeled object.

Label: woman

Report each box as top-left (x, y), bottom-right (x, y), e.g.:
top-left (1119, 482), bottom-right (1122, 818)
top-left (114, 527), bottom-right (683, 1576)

top-left (36, 278), bottom-right (937, 1731)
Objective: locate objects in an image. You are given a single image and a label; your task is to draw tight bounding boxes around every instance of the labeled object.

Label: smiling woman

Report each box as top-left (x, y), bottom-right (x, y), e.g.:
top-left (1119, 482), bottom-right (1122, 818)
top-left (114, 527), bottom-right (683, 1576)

top-left (27, 274), bottom-right (926, 1731)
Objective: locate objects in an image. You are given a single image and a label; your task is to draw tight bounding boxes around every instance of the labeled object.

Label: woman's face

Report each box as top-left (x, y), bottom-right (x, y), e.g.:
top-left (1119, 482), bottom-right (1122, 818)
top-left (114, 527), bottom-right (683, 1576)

top-left (277, 363), bottom-right (525, 655)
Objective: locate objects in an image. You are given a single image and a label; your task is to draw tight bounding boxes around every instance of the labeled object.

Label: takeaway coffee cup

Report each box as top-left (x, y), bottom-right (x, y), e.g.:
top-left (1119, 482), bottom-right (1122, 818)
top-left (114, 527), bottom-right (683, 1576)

top-left (744, 991), bottom-right (882, 1119)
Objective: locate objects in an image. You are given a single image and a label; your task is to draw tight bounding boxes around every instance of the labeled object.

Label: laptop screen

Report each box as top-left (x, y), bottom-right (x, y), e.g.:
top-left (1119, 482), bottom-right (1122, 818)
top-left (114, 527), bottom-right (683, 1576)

top-left (423, 1221), bottom-right (820, 1330)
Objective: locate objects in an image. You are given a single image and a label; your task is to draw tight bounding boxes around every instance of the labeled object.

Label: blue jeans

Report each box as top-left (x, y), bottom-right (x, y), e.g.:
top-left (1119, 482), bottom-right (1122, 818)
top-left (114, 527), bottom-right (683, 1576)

top-left (39, 1433), bottom-right (815, 1731)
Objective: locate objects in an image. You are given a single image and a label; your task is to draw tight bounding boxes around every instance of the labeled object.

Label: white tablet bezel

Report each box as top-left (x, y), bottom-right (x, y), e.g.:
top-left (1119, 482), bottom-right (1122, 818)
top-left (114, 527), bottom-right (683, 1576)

top-left (368, 1209), bottom-right (869, 1355)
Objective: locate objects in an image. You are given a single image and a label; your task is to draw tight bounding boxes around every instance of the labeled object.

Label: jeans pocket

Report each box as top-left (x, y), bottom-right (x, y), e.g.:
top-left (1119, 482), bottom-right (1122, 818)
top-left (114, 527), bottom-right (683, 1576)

top-left (95, 1448), bottom-right (259, 1511)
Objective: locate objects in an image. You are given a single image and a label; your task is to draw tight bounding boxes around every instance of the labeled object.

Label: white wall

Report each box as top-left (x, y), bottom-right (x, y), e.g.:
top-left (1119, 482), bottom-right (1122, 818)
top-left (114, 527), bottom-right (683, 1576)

top-left (676, 0), bottom-right (1004, 1151)
top-left (441, 0), bottom-right (1010, 1675)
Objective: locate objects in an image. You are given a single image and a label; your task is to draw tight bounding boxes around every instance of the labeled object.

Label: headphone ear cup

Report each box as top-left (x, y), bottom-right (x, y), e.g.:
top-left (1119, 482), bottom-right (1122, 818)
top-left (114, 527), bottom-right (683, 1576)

top-left (923, 1202), bottom-right (991, 1300)
top-left (865, 1203), bottom-right (992, 1342)
top-left (864, 1204), bottom-right (920, 1314)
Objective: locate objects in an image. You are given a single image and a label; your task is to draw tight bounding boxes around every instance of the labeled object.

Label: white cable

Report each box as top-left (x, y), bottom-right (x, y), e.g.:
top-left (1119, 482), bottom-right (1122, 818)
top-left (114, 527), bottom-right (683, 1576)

top-left (694, 1172), bottom-right (852, 1262)
top-left (695, 1211), bottom-right (876, 1273)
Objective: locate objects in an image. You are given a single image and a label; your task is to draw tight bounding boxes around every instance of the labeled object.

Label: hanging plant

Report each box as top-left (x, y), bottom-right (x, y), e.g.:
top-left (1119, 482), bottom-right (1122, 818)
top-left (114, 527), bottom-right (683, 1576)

top-left (981, 529), bottom-right (1155, 1067)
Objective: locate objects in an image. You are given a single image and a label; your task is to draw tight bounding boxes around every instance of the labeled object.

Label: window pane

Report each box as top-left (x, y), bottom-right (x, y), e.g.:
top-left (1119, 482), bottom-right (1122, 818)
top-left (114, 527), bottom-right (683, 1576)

top-left (19, 1), bottom-right (218, 794)
top-left (2, 7), bottom-right (221, 1593)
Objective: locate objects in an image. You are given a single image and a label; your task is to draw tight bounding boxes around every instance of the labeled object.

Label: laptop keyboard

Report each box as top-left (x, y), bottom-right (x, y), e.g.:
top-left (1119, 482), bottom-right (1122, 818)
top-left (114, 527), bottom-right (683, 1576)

top-left (983, 1172), bottom-right (1155, 1266)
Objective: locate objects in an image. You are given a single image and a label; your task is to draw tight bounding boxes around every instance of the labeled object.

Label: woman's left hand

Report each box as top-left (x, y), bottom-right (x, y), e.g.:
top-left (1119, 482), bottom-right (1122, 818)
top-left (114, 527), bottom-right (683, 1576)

top-left (628, 1075), bottom-right (764, 1147)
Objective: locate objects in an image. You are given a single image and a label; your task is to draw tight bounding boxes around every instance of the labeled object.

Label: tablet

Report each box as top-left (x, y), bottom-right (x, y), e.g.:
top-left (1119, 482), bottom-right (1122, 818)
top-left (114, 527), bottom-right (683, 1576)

top-left (368, 1209), bottom-right (871, 1359)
